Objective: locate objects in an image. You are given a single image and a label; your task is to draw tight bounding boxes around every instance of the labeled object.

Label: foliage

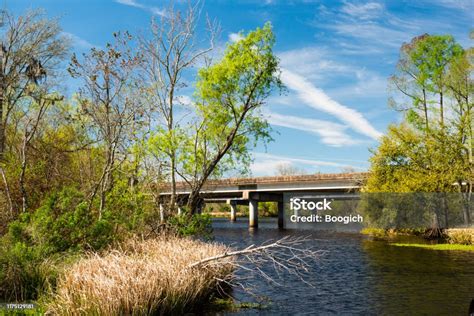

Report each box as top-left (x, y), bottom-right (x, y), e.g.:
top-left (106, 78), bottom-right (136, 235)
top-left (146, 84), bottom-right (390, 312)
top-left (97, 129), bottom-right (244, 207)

top-left (259, 202), bottom-right (278, 217)
top-left (167, 213), bottom-right (213, 239)
top-left (390, 243), bottom-right (474, 252)
top-left (365, 33), bottom-right (473, 228)
top-left (174, 22), bottom-right (282, 213)
top-left (0, 184), bottom-right (152, 302)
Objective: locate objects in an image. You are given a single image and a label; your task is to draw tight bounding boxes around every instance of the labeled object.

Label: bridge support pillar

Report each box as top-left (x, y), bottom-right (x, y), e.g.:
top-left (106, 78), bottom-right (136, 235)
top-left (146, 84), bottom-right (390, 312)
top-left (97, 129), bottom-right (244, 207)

top-left (278, 201), bottom-right (284, 229)
top-left (230, 202), bottom-right (237, 222)
top-left (249, 199), bottom-right (258, 228)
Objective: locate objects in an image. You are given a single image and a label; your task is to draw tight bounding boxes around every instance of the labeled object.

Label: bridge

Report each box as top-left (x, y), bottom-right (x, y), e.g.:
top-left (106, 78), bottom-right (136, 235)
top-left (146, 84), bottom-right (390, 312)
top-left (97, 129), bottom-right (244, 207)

top-left (159, 172), bottom-right (367, 228)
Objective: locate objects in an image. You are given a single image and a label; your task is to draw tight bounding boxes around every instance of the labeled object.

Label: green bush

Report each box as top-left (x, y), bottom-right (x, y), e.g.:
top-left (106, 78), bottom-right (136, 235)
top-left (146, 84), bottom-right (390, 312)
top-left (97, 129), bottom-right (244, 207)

top-left (168, 214), bottom-right (213, 239)
top-left (259, 202), bottom-right (278, 217)
top-left (0, 184), bottom-right (151, 302)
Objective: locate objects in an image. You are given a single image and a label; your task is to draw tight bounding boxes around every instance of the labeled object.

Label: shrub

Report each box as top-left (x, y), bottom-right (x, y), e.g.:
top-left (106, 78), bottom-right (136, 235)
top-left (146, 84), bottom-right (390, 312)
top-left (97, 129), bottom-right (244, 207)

top-left (168, 213), bottom-right (213, 239)
top-left (259, 202), bottom-right (278, 217)
top-left (0, 185), bottom-right (146, 302)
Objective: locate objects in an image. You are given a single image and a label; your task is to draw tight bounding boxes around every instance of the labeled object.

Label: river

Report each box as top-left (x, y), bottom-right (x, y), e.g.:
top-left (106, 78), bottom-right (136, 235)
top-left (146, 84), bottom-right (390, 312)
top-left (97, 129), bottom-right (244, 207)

top-left (211, 218), bottom-right (474, 315)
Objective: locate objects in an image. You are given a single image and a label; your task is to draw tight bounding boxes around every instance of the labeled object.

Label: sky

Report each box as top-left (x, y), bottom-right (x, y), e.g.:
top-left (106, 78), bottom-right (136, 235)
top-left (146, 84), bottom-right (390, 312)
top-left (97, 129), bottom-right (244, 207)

top-left (3, 0), bottom-right (473, 176)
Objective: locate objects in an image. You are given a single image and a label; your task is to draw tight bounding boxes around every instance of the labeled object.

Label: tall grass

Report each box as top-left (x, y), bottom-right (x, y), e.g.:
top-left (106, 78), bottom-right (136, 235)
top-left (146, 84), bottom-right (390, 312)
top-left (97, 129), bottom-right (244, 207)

top-left (46, 236), bottom-right (234, 315)
top-left (446, 228), bottom-right (474, 245)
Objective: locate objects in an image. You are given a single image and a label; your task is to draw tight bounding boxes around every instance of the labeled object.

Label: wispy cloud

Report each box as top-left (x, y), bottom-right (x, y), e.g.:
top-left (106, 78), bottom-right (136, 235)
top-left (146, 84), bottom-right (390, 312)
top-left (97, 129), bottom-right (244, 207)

top-left (266, 111), bottom-right (357, 147)
top-left (280, 69), bottom-right (383, 140)
top-left (115, 0), bottom-right (166, 16)
top-left (62, 32), bottom-right (95, 50)
top-left (340, 1), bottom-right (384, 20)
top-left (250, 152), bottom-right (366, 176)
top-left (228, 32), bottom-right (244, 42)
top-left (278, 47), bottom-right (357, 82)
top-left (435, 0), bottom-right (474, 10)
top-left (316, 0), bottom-right (471, 55)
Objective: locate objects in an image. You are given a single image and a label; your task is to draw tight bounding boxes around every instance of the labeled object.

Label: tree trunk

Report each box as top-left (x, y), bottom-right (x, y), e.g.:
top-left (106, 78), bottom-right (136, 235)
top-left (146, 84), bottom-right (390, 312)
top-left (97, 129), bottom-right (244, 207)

top-left (423, 88), bottom-right (429, 132)
top-left (0, 50), bottom-right (5, 162)
top-left (19, 137), bottom-right (28, 213)
top-left (440, 91), bottom-right (444, 128)
top-left (0, 166), bottom-right (14, 216)
top-left (442, 193), bottom-right (449, 229)
top-left (462, 184), bottom-right (472, 226)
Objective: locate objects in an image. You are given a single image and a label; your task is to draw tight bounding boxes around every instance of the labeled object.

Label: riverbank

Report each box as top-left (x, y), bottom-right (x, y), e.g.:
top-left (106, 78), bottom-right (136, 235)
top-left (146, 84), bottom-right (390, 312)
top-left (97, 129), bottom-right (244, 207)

top-left (390, 243), bottom-right (474, 251)
top-left (361, 227), bottom-right (474, 251)
top-left (43, 236), bottom-right (234, 315)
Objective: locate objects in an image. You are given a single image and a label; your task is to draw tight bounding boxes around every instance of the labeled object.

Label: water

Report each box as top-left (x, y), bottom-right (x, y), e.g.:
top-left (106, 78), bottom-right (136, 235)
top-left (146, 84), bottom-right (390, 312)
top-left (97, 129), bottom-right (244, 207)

top-left (211, 218), bottom-right (474, 315)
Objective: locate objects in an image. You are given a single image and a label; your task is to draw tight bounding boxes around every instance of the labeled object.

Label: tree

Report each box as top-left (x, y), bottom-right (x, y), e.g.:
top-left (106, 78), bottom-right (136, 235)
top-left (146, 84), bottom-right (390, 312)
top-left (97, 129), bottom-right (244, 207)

top-left (274, 163), bottom-right (306, 176)
top-left (391, 34), bottom-right (463, 131)
top-left (0, 9), bottom-right (69, 216)
top-left (140, 2), bottom-right (218, 215)
top-left (68, 32), bottom-right (143, 216)
top-left (179, 23), bottom-right (282, 213)
top-left (0, 9), bottom-right (68, 160)
top-left (367, 33), bottom-right (473, 228)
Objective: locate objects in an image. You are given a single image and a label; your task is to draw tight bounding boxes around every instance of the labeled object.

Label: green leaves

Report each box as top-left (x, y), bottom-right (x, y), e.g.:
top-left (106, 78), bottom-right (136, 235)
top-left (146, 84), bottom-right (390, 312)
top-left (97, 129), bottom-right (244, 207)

top-left (188, 22), bottom-right (280, 180)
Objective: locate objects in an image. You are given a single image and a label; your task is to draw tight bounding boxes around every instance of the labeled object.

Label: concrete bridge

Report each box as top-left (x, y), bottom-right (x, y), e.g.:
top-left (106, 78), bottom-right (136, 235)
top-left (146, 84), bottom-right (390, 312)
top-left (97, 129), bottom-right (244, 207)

top-left (159, 172), bottom-right (367, 228)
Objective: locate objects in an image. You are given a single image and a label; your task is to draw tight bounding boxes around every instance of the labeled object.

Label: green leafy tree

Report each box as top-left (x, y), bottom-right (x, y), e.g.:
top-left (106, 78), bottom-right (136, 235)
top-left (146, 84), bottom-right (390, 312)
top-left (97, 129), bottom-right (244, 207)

top-left (179, 23), bottom-right (282, 213)
top-left (366, 33), bottom-right (473, 228)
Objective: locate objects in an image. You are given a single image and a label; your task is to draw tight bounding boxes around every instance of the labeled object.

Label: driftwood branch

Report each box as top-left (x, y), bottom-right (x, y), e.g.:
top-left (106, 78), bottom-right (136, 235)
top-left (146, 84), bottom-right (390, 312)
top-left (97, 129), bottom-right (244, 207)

top-left (188, 239), bottom-right (285, 268)
top-left (188, 236), bottom-right (326, 289)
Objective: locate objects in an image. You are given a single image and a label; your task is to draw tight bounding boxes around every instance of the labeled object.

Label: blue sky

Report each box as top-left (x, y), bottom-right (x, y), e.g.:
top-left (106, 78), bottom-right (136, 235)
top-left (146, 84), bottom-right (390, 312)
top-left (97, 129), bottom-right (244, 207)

top-left (4, 0), bottom-right (473, 176)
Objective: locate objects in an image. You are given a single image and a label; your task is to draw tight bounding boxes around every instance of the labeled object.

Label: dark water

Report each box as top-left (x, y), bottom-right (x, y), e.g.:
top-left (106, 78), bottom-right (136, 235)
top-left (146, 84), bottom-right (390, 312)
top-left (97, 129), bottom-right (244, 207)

top-left (211, 218), bottom-right (474, 316)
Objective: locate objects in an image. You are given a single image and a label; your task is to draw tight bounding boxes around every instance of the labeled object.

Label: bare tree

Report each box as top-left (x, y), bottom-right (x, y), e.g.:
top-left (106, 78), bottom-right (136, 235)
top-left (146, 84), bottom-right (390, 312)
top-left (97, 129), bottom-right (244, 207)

top-left (68, 32), bottom-right (143, 216)
top-left (17, 90), bottom-right (63, 213)
top-left (139, 2), bottom-right (218, 215)
top-left (275, 163), bottom-right (306, 176)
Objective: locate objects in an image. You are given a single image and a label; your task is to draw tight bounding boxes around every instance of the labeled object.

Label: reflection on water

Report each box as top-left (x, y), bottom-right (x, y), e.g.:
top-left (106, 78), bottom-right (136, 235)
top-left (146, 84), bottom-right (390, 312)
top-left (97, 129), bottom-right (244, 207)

top-left (211, 218), bottom-right (474, 315)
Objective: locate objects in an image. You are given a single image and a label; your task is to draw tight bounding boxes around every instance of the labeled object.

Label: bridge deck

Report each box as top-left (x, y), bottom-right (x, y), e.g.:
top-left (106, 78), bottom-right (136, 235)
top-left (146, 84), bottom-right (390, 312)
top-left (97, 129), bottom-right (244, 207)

top-left (160, 172), bottom-right (367, 193)
top-left (158, 172), bottom-right (367, 229)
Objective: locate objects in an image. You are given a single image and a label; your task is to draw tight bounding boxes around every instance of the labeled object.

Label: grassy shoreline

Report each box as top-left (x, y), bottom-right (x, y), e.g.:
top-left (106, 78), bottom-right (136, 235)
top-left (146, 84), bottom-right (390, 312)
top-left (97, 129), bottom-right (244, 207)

top-left (362, 227), bottom-right (474, 251)
top-left (390, 243), bottom-right (474, 251)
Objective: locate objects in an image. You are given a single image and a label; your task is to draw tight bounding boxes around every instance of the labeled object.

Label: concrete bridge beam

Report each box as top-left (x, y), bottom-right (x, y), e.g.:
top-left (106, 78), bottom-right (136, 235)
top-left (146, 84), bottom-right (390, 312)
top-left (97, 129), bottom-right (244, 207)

top-left (249, 199), bottom-right (258, 228)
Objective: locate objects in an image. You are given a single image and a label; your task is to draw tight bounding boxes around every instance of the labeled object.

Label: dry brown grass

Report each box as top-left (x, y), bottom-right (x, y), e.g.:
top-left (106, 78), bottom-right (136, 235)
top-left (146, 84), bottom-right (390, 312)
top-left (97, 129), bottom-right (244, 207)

top-left (446, 228), bottom-right (474, 245)
top-left (46, 236), bottom-right (234, 315)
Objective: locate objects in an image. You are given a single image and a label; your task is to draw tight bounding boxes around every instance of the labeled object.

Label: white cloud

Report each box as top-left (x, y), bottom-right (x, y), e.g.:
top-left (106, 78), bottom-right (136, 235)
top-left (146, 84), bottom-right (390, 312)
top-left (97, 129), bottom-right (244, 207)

top-left (278, 47), bottom-right (357, 82)
top-left (329, 22), bottom-right (410, 49)
top-left (435, 0), bottom-right (473, 10)
top-left (266, 111), bottom-right (357, 147)
top-left (250, 152), bottom-right (366, 176)
top-left (229, 32), bottom-right (244, 42)
top-left (280, 68), bottom-right (383, 140)
top-left (340, 1), bottom-right (384, 20)
top-left (327, 69), bottom-right (387, 99)
top-left (115, 0), bottom-right (166, 16)
top-left (176, 95), bottom-right (193, 107)
top-left (62, 32), bottom-right (95, 50)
